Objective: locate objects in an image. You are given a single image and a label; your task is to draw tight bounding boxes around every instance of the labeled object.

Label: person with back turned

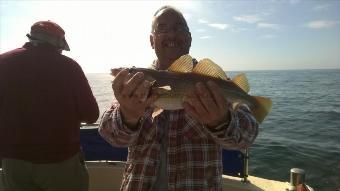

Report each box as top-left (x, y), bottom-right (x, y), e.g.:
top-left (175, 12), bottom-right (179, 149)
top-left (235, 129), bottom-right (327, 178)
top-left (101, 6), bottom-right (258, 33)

top-left (0, 20), bottom-right (99, 191)
top-left (99, 6), bottom-right (259, 191)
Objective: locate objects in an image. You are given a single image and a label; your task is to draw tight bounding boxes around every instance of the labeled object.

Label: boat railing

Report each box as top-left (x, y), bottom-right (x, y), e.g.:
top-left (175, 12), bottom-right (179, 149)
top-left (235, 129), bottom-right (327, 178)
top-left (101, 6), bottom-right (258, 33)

top-left (243, 148), bottom-right (249, 182)
top-left (0, 123), bottom-right (250, 184)
top-left (0, 123), bottom-right (315, 191)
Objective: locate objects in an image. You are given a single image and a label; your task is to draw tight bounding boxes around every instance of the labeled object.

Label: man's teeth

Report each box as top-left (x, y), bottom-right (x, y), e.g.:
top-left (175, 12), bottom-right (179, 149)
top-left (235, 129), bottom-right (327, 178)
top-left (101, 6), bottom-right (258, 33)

top-left (167, 42), bottom-right (176, 47)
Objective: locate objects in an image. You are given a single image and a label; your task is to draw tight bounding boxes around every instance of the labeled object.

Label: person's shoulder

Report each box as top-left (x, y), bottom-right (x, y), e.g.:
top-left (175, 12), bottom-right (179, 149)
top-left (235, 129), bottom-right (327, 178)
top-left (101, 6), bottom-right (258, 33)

top-left (0, 47), bottom-right (26, 75)
top-left (57, 54), bottom-right (79, 66)
top-left (59, 54), bottom-right (76, 63)
top-left (0, 47), bottom-right (27, 60)
top-left (58, 54), bottom-right (85, 72)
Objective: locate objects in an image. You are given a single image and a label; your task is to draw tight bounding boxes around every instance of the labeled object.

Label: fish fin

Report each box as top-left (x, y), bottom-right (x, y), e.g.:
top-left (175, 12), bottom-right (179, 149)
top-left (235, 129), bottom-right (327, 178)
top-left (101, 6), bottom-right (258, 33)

top-left (232, 73), bottom-right (250, 93)
top-left (151, 86), bottom-right (171, 94)
top-left (251, 96), bottom-right (272, 123)
top-left (167, 54), bottom-right (193, 73)
top-left (193, 58), bottom-right (228, 80)
top-left (152, 107), bottom-right (164, 119)
top-left (232, 102), bottom-right (240, 109)
top-left (160, 85), bottom-right (171, 91)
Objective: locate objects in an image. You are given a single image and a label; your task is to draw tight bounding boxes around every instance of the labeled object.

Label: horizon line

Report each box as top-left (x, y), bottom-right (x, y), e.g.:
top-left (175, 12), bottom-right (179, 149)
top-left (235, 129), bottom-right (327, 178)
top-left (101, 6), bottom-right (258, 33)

top-left (84, 67), bottom-right (340, 74)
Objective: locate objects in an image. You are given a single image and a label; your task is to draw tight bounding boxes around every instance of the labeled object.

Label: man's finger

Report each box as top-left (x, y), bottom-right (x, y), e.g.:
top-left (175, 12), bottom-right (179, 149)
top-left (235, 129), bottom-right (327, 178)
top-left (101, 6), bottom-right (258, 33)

top-left (144, 93), bottom-right (159, 109)
top-left (121, 72), bottom-right (144, 98)
top-left (191, 83), bottom-right (209, 115)
top-left (133, 80), bottom-right (152, 102)
top-left (183, 102), bottom-right (201, 122)
top-left (195, 82), bottom-right (218, 114)
top-left (207, 81), bottom-right (227, 110)
top-left (112, 69), bottom-right (129, 95)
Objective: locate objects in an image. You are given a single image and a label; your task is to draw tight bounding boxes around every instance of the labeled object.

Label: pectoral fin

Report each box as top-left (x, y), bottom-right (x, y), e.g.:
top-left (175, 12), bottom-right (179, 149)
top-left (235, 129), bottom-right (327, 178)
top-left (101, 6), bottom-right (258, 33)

top-left (152, 107), bottom-right (164, 119)
top-left (151, 86), bottom-right (171, 94)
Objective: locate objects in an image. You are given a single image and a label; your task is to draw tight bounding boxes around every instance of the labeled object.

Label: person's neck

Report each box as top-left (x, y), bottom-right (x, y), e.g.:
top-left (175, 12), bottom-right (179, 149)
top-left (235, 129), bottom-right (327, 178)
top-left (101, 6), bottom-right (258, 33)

top-left (25, 42), bottom-right (61, 53)
top-left (156, 59), bottom-right (173, 70)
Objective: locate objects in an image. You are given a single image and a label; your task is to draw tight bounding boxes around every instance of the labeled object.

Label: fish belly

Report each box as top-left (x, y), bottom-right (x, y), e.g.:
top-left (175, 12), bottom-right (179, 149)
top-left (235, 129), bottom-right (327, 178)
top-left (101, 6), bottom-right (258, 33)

top-left (153, 97), bottom-right (184, 110)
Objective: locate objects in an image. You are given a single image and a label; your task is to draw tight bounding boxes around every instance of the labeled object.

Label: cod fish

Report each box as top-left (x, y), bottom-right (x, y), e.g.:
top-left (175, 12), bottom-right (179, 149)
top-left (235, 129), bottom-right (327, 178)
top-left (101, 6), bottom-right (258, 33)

top-left (111, 55), bottom-right (272, 123)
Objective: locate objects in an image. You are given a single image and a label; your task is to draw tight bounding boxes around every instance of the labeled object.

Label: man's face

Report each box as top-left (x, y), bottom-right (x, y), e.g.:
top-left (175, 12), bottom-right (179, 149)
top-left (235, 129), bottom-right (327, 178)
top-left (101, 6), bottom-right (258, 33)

top-left (150, 9), bottom-right (192, 69)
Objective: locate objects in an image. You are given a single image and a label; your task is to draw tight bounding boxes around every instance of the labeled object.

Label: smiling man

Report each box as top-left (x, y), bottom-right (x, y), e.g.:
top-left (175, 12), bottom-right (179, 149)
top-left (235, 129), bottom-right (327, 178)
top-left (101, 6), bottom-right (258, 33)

top-left (99, 6), bottom-right (259, 191)
top-left (150, 6), bottom-right (192, 70)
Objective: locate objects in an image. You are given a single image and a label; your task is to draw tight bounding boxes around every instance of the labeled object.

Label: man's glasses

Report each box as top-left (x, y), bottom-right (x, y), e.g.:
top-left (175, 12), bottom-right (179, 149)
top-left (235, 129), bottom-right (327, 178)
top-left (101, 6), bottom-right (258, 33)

top-left (153, 24), bottom-right (189, 35)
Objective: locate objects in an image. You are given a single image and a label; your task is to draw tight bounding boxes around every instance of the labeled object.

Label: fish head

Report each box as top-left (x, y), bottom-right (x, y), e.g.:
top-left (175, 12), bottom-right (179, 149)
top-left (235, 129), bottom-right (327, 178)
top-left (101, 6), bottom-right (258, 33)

top-left (111, 67), bottom-right (158, 86)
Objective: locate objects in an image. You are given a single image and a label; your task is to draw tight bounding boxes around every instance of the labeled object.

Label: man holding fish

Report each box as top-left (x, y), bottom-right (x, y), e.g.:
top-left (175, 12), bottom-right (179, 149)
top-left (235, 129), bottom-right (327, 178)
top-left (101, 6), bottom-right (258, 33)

top-left (99, 5), bottom-right (271, 191)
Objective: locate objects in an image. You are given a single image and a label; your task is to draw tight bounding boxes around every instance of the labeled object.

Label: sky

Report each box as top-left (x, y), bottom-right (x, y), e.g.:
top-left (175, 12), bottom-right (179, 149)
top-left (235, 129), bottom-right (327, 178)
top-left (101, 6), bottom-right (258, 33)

top-left (1, 0), bottom-right (340, 73)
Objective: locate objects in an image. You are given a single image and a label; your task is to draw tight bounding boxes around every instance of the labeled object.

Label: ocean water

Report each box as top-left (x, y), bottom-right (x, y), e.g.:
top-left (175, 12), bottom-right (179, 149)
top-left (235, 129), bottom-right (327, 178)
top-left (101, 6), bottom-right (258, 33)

top-left (86, 69), bottom-right (340, 191)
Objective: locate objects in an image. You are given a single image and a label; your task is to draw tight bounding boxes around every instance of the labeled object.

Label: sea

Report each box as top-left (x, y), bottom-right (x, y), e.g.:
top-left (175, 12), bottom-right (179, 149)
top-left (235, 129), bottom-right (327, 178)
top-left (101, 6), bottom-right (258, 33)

top-left (86, 69), bottom-right (340, 191)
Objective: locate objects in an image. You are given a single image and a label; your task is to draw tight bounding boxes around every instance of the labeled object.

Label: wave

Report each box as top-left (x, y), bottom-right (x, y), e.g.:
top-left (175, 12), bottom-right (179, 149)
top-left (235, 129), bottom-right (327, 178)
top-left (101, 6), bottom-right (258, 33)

top-left (307, 110), bottom-right (340, 120)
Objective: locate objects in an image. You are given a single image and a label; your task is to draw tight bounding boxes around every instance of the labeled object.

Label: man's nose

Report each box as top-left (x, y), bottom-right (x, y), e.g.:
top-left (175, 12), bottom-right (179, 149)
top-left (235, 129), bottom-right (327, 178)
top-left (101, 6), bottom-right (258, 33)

top-left (166, 29), bottom-right (177, 36)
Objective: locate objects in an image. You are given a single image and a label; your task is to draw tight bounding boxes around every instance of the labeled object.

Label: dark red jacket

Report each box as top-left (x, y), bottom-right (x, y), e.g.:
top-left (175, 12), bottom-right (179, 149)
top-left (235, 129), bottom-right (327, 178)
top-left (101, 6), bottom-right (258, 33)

top-left (0, 43), bottom-right (99, 163)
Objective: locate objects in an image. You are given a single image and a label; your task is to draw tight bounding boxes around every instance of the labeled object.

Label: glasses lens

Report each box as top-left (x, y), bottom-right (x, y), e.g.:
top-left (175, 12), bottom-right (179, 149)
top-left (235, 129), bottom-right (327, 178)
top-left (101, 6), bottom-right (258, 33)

top-left (155, 24), bottom-right (188, 34)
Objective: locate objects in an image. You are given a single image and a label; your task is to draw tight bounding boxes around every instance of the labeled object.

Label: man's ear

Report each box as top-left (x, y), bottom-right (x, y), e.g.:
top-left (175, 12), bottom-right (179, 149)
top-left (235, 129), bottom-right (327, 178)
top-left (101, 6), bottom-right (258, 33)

top-left (150, 34), bottom-right (155, 49)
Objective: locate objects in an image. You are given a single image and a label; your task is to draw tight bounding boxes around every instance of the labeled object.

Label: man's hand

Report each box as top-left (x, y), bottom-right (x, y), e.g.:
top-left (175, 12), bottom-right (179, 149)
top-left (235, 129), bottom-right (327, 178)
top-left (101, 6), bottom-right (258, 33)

top-left (183, 81), bottom-right (230, 128)
top-left (112, 69), bottom-right (158, 128)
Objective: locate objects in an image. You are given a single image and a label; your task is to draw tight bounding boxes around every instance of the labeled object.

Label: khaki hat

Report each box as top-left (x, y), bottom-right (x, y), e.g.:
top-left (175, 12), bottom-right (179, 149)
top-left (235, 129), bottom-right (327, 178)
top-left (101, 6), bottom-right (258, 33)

top-left (26, 20), bottom-right (70, 51)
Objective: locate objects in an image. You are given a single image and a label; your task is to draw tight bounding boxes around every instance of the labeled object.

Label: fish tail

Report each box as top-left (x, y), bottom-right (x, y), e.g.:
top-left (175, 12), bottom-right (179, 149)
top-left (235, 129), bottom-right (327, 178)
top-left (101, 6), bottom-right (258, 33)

top-left (252, 96), bottom-right (272, 123)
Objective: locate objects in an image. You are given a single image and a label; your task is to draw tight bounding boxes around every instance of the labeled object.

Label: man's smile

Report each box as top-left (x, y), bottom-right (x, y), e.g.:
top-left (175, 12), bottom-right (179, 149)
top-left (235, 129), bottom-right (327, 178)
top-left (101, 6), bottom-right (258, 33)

top-left (164, 40), bottom-right (179, 48)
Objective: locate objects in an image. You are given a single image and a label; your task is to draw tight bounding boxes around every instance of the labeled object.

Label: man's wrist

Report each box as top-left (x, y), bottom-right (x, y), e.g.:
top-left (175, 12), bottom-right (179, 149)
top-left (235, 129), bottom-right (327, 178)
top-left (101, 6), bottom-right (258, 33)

top-left (206, 108), bottom-right (232, 131)
top-left (124, 117), bottom-right (143, 131)
top-left (120, 109), bottom-right (142, 131)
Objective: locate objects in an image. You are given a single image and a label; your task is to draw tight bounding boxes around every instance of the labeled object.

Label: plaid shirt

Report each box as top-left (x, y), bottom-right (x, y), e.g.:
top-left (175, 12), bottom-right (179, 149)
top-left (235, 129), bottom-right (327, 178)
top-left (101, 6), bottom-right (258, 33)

top-left (99, 99), bottom-right (258, 191)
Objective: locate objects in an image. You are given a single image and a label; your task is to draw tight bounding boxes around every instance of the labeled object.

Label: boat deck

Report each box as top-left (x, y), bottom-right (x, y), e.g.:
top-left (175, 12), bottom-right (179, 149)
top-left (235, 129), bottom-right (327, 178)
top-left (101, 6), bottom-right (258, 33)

top-left (0, 162), bottom-right (306, 191)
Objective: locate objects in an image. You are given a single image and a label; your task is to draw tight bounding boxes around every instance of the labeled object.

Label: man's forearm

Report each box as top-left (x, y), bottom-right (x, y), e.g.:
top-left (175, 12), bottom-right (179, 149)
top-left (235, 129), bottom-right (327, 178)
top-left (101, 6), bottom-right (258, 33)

top-left (207, 104), bottom-right (259, 149)
top-left (98, 103), bottom-right (142, 147)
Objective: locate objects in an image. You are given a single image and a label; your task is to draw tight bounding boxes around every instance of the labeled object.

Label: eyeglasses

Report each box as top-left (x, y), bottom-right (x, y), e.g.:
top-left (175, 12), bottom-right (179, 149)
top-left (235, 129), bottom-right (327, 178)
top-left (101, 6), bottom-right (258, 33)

top-left (153, 24), bottom-right (189, 35)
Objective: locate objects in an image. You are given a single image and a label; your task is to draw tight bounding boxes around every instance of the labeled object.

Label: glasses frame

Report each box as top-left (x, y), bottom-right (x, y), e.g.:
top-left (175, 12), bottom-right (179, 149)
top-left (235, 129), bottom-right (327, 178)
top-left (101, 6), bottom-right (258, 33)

top-left (153, 24), bottom-right (190, 35)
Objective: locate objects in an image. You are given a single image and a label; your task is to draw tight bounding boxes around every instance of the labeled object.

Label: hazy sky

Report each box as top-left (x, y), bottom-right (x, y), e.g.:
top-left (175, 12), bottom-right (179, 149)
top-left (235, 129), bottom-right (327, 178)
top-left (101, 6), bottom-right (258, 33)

top-left (1, 0), bottom-right (340, 73)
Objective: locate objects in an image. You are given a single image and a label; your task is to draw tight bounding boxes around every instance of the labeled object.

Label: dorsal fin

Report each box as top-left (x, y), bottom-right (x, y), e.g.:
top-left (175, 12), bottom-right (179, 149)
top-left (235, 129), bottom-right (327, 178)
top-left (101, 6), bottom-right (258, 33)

top-left (193, 58), bottom-right (228, 80)
top-left (232, 73), bottom-right (250, 93)
top-left (167, 54), bottom-right (193, 73)
top-left (152, 107), bottom-right (164, 119)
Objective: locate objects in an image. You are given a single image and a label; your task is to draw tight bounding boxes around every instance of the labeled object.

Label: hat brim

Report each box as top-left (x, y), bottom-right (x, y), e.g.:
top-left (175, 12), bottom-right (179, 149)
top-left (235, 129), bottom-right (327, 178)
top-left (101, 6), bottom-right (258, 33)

top-left (63, 38), bottom-right (70, 51)
top-left (26, 33), bottom-right (70, 51)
